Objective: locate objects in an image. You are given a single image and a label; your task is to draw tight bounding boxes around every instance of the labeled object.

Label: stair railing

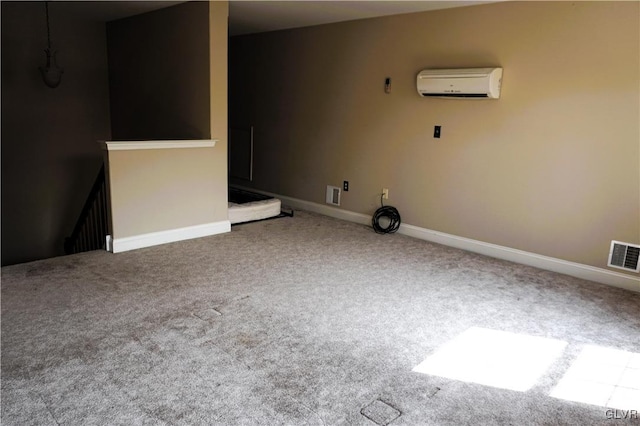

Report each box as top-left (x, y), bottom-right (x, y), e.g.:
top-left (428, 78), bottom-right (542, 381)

top-left (64, 164), bottom-right (109, 255)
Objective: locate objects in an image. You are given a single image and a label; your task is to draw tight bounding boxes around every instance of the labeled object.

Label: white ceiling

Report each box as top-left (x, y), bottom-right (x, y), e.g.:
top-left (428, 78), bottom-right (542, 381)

top-left (51, 1), bottom-right (185, 22)
top-left (228, 1), bottom-right (497, 36)
top-left (51, 1), bottom-right (497, 35)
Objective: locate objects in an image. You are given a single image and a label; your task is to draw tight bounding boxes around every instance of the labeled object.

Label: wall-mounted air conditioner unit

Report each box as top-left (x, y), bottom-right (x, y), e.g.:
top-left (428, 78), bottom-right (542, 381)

top-left (417, 67), bottom-right (503, 99)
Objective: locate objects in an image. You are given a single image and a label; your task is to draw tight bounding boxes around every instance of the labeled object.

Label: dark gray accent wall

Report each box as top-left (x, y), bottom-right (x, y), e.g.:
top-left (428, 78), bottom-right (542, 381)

top-left (107, 1), bottom-right (210, 141)
top-left (1, 2), bottom-right (112, 266)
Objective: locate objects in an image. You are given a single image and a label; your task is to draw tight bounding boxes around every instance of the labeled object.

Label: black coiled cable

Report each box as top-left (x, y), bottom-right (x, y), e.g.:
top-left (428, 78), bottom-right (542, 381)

top-left (372, 194), bottom-right (401, 234)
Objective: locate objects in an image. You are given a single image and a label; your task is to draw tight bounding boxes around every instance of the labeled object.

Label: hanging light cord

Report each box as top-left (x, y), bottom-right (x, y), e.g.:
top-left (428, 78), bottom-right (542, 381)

top-left (45, 2), bottom-right (52, 49)
top-left (372, 193), bottom-right (401, 234)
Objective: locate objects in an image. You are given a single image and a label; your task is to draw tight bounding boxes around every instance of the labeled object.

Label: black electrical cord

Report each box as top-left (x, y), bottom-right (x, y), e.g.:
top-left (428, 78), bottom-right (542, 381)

top-left (372, 193), bottom-right (401, 234)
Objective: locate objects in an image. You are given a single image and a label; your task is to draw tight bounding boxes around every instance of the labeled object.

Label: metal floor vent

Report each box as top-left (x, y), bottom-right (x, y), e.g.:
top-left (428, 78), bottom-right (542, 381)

top-left (360, 399), bottom-right (401, 426)
top-left (608, 240), bottom-right (640, 273)
top-left (326, 185), bottom-right (341, 206)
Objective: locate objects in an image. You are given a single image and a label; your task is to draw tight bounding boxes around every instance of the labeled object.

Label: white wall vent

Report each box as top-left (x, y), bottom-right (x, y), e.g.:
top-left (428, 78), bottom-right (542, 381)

top-left (326, 185), bottom-right (341, 206)
top-left (608, 240), bottom-right (640, 272)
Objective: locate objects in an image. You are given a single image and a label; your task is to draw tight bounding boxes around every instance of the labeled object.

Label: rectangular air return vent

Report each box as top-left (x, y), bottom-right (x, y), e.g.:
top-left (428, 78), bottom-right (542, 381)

top-left (608, 240), bottom-right (640, 272)
top-left (326, 185), bottom-right (341, 206)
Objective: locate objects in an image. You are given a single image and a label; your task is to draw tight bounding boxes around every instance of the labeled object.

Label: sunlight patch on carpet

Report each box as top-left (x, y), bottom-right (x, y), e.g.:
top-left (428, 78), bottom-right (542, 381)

top-left (412, 327), bottom-right (566, 392)
top-left (550, 345), bottom-right (640, 410)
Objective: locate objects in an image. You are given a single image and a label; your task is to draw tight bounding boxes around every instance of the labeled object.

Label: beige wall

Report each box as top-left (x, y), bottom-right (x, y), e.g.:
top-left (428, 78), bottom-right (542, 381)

top-left (103, 1), bottom-right (229, 242)
top-left (210, 1), bottom-right (229, 214)
top-left (230, 1), bottom-right (640, 274)
top-left (107, 145), bottom-right (221, 238)
top-left (1, 2), bottom-right (111, 265)
top-left (107, 1), bottom-right (210, 140)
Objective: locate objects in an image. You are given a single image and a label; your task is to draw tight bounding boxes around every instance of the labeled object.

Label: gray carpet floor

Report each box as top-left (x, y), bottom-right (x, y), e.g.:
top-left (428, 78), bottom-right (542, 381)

top-left (2, 210), bottom-right (639, 425)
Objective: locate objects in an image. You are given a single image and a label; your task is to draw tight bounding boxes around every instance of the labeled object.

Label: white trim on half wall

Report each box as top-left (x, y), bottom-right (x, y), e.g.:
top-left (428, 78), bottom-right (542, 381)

top-left (108, 220), bottom-right (230, 253)
top-left (102, 139), bottom-right (217, 151)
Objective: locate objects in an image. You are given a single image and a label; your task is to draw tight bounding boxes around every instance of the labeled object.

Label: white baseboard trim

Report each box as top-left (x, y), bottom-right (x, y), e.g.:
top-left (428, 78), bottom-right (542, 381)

top-left (399, 224), bottom-right (639, 293)
top-left (109, 220), bottom-right (231, 254)
top-left (231, 185), bottom-right (639, 293)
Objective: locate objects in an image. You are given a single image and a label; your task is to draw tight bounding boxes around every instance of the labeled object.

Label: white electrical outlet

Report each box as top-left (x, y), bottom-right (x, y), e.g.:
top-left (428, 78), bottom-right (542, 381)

top-left (382, 188), bottom-right (389, 199)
